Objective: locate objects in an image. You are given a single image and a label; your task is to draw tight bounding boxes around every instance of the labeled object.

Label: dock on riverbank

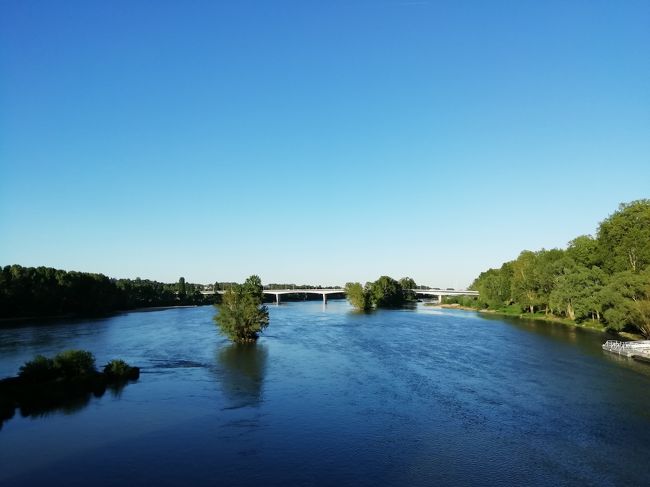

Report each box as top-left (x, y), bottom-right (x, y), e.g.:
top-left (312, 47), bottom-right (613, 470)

top-left (602, 340), bottom-right (650, 363)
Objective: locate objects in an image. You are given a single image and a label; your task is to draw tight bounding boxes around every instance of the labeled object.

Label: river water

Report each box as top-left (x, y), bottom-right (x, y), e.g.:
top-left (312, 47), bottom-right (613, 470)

top-left (1, 301), bottom-right (649, 486)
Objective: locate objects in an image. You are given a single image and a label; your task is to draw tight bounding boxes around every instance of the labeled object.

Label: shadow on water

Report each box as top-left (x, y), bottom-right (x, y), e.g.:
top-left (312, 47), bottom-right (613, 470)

top-left (0, 379), bottom-right (135, 431)
top-left (479, 312), bottom-right (612, 347)
top-left (215, 343), bottom-right (268, 409)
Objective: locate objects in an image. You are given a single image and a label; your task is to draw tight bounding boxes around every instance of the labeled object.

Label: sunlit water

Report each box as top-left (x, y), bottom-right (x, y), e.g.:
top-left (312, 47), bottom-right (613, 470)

top-left (1, 302), bottom-right (650, 486)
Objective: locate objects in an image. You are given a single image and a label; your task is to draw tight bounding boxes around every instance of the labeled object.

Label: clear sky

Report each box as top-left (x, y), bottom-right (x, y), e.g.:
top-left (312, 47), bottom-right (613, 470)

top-left (1, 0), bottom-right (649, 288)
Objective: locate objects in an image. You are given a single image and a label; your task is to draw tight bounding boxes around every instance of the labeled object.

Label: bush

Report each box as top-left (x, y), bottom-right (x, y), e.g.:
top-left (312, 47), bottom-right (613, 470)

top-left (103, 359), bottom-right (138, 380)
top-left (18, 355), bottom-right (58, 383)
top-left (53, 350), bottom-right (96, 378)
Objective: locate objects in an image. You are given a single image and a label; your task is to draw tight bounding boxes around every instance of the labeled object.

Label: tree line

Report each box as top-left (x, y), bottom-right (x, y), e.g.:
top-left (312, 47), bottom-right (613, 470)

top-left (0, 265), bottom-right (215, 319)
top-left (464, 200), bottom-right (650, 337)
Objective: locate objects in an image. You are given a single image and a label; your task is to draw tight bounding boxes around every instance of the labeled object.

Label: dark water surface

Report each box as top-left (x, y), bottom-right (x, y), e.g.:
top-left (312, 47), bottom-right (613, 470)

top-left (1, 302), bottom-right (650, 486)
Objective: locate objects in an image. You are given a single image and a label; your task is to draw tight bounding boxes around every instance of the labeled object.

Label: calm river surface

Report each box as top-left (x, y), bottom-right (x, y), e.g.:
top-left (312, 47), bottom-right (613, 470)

top-left (2, 301), bottom-right (650, 486)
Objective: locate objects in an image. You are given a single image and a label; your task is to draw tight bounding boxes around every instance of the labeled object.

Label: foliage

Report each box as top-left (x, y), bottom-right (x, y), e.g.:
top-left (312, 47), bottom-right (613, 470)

top-left (399, 277), bottom-right (417, 301)
top-left (470, 200), bottom-right (650, 336)
top-left (369, 276), bottom-right (406, 308)
top-left (177, 277), bottom-right (187, 297)
top-left (344, 282), bottom-right (373, 310)
top-left (18, 355), bottom-right (58, 383)
top-left (599, 270), bottom-right (650, 333)
top-left (18, 350), bottom-right (97, 382)
top-left (2, 352), bottom-right (139, 428)
top-left (243, 275), bottom-right (264, 304)
top-left (103, 359), bottom-right (139, 380)
top-left (471, 262), bottom-right (514, 309)
top-left (567, 235), bottom-right (601, 268)
top-left (53, 350), bottom-right (97, 378)
top-left (214, 277), bottom-right (269, 343)
top-left (549, 266), bottom-right (606, 321)
top-left (0, 264), bottom-right (216, 319)
top-left (634, 290), bottom-right (650, 339)
top-left (442, 295), bottom-right (479, 308)
top-left (345, 276), bottom-right (413, 310)
top-left (597, 200), bottom-right (650, 273)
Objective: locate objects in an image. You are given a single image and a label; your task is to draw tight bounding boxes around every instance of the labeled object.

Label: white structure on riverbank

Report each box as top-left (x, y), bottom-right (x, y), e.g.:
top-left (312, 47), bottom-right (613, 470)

top-left (602, 340), bottom-right (650, 360)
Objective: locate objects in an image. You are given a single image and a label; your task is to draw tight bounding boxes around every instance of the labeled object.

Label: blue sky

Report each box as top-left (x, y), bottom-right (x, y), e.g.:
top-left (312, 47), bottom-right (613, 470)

top-left (1, 0), bottom-right (648, 287)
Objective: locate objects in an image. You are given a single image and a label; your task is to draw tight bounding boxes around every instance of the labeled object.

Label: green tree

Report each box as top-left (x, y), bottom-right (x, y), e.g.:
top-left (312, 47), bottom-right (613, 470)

top-left (600, 269), bottom-right (650, 333)
top-left (178, 277), bottom-right (187, 297)
top-left (214, 276), bottom-right (269, 343)
top-left (53, 350), bottom-right (97, 378)
top-left (550, 266), bottom-right (607, 321)
top-left (345, 282), bottom-right (372, 310)
top-left (634, 287), bottom-right (650, 338)
top-left (597, 200), bottom-right (650, 273)
top-left (399, 277), bottom-right (417, 301)
top-left (511, 251), bottom-right (541, 313)
top-left (369, 276), bottom-right (405, 308)
top-left (567, 235), bottom-right (601, 268)
top-left (243, 275), bottom-right (263, 304)
top-left (534, 249), bottom-right (567, 314)
top-left (472, 262), bottom-right (513, 309)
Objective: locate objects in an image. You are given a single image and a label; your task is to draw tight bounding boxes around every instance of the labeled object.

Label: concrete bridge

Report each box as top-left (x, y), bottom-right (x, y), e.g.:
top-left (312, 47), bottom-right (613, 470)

top-left (411, 289), bottom-right (479, 302)
top-left (263, 289), bottom-right (345, 304)
top-left (201, 288), bottom-right (478, 304)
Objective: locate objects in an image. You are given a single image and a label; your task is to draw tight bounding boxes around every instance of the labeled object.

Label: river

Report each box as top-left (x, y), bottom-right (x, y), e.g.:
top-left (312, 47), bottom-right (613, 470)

top-left (1, 301), bottom-right (649, 486)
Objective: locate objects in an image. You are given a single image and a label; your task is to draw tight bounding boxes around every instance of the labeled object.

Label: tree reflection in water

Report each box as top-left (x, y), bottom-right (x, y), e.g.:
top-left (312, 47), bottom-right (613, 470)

top-left (0, 380), bottom-right (131, 430)
top-left (216, 343), bottom-right (268, 409)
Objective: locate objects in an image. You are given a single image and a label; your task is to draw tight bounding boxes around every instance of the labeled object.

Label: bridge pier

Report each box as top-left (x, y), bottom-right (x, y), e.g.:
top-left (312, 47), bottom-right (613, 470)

top-left (275, 293), bottom-right (280, 305)
top-left (322, 293), bottom-right (327, 305)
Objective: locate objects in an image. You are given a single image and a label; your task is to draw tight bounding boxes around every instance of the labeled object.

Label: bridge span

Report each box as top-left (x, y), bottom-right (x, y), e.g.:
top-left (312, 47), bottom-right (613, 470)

top-left (201, 288), bottom-right (478, 305)
top-left (412, 289), bottom-right (479, 301)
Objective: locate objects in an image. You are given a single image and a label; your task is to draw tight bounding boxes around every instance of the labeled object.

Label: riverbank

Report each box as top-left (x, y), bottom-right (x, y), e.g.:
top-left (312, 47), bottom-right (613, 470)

top-left (429, 303), bottom-right (646, 340)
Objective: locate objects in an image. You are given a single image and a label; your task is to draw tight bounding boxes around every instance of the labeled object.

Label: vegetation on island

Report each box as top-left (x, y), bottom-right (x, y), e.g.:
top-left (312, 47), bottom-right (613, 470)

top-left (0, 267), bottom-right (218, 319)
top-left (214, 275), bottom-right (270, 343)
top-left (457, 200), bottom-right (650, 337)
top-left (0, 350), bottom-right (139, 428)
top-left (345, 276), bottom-right (418, 311)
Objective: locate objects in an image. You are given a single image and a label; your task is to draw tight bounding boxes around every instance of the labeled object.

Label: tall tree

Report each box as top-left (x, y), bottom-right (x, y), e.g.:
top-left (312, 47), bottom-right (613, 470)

top-left (345, 282), bottom-right (372, 310)
top-left (567, 235), bottom-right (601, 268)
top-left (634, 284), bottom-right (650, 338)
top-left (242, 275), bottom-right (263, 304)
top-left (178, 277), bottom-right (187, 297)
top-left (600, 269), bottom-right (650, 333)
top-left (214, 276), bottom-right (269, 343)
top-left (511, 251), bottom-right (541, 313)
top-left (369, 276), bottom-right (405, 308)
top-left (550, 266), bottom-right (607, 321)
top-left (597, 200), bottom-right (650, 273)
top-left (399, 277), bottom-right (417, 301)
top-left (534, 249), bottom-right (567, 314)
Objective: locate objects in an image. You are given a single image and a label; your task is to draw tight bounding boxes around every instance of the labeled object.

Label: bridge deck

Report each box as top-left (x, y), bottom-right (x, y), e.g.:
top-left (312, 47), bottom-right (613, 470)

top-left (201, 288), bottom-right (478, 296)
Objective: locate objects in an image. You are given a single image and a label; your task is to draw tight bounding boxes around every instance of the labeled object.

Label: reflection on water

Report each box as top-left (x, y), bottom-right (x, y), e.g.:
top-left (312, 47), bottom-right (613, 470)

top-left (0, 380), bottom-right (132, 430)
top-left (215, 344), bottom-right (268, 409)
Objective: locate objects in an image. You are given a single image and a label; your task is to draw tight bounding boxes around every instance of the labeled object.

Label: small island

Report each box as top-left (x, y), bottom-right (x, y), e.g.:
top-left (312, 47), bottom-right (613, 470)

top-left (0, 350), bottom-right (139, 427)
